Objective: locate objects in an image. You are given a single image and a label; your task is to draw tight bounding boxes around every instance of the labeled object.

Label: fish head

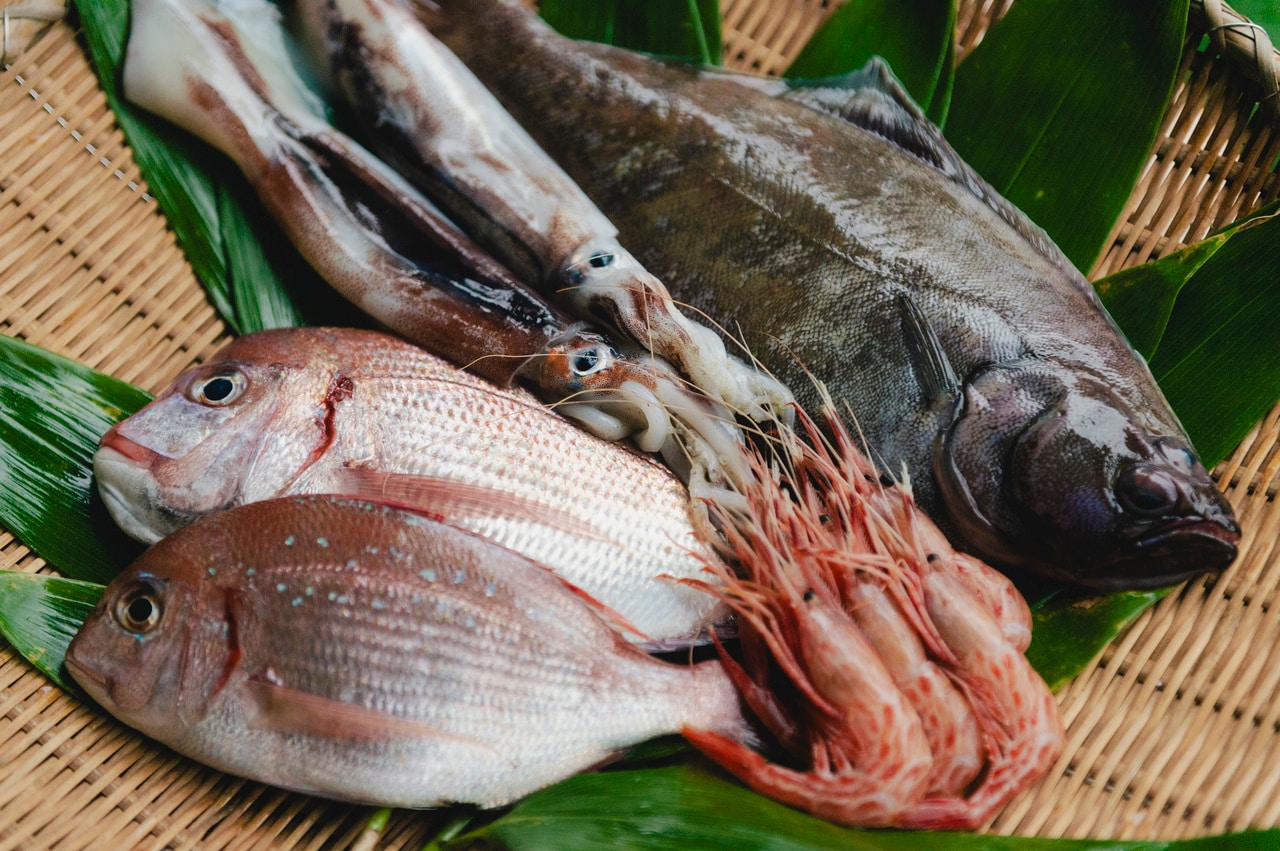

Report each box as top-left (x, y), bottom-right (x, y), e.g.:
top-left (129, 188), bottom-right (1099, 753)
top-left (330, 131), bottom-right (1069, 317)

top-left (937, 362), bottom-right (1240, 590)
top-left (65, 540), bottom-right (224, 737)
top-left (95, 329), bottom-right (349, 544)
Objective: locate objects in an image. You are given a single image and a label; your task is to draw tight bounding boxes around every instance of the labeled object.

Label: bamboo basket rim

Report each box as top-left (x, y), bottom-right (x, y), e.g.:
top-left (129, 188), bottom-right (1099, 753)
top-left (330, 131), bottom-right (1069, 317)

top-left (2, 0), bottom-right (1280, 846)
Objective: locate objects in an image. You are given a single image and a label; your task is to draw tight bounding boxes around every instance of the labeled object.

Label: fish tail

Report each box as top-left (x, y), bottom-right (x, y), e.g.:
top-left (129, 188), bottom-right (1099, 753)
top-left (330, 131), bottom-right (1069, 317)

top-left (687, 659), bottom-right (755, 746)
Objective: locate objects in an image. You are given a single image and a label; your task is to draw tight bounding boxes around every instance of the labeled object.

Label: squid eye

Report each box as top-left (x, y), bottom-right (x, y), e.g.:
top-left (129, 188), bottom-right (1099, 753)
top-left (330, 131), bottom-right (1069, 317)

top-left (189, 370), bottom-right (246, 406)
top-left (114, 585), bottom-right (163, 635)
top-left (571, 346), bottom-right (613, 377)
top-left (1116, 465), bottom-right (1179, 516)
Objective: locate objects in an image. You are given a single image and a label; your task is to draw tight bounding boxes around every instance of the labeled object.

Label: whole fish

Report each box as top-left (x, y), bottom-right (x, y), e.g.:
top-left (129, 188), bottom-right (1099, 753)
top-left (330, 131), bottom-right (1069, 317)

top-left (94, 327), bottom-right (727, 644)
top-left (65, 496), bottom-right (748, 808)
top-left (416, 1), bottom-right (1240, 589)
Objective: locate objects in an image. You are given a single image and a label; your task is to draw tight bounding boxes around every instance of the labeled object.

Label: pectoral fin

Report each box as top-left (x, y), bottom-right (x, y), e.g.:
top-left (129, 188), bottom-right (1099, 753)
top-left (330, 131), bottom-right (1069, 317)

top-left (332, 467), bottom-right (613, 545)
top-left (896, 294), bottom-right (960, 412)
top-left (245, 676), bottom-right (492, 748)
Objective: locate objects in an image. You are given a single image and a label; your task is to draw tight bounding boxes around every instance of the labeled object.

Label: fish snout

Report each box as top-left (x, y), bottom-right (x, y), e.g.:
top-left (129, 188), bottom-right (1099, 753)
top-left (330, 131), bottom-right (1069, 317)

top-left (93, 440), bottom-right (171, 544)
top-left (1102, 454), bottom-right (1241, 590)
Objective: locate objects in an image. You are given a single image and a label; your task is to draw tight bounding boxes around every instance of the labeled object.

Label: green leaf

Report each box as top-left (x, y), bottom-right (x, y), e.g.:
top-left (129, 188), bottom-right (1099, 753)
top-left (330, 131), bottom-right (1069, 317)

top-left (945, 0), bottom-right (1188, 272)
top-left (453, 762), bottom-right (1280, 850)
top-left (0, 572), bottom-right (104, 691)
top-left (540, 0), bottom-right (721, 65)
top-left (1026, 588), bottom-right (1169, 691)
top-left (1147, 211), bottom-right (1280, 468)
top-left (785, 0), bottom-right (956, 125)
top-left (0, 335), bottom-right (149, 584)
top-left (72, 0), bottom-right (309, 334)
top-left (1094, 234), bottom-right (1231, 360)
top-left (1226, 0), bottom-right (1280, 46)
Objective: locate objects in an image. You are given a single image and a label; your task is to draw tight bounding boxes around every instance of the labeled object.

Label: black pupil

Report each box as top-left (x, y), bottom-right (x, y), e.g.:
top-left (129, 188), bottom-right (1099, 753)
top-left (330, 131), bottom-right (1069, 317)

top-left (573, 350), bottom-right (600, 374)
top-left (127, 596), bottom-right (154, 625)
top-left (202, 376), bottom-right (235, 402)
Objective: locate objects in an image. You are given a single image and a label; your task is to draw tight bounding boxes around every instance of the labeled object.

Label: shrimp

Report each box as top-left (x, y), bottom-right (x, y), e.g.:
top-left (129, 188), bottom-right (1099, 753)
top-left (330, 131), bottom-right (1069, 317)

top-left (683, 404), bottom-right (1063, 829)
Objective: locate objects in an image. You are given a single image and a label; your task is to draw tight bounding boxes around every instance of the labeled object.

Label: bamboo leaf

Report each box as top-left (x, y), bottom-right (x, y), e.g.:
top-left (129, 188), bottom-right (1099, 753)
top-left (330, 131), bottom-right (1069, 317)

top-left (540, 0), bottom-right (721, 64)
top-left (785, 0), bottom-right (956, 125)
top-left (0, 335), bottom-right (148, 584)
top-left (1147, 211), bottom-right (1280, 468)
top-left (0, 572), bottom-right (104, 691)
top-left (1094, 234), bottom-right (1231, 360)
top-left (73, 0), bottom-right (310, 334)
top-left (1026, 588), bottom-right (1168, 691)
top-left (453, 762), bottom-right (1280, 850)
top-left (945, 0), bottom-right (1188, 272)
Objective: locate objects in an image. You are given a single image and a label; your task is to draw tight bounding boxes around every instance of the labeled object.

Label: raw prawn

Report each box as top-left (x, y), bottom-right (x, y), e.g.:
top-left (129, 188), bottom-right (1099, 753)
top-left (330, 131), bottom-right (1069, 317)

top-left (683, 403), bottom-right (1063, 829)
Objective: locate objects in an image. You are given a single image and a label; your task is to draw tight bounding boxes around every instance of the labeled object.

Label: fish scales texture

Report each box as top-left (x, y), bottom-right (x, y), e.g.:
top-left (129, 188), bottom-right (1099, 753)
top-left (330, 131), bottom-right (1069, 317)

top-left (66, 497), bottom-right (746, 808)
top-left (96, 328), bottom-right (725, 643)
top-left (417, 1), bottom-right (1240, 588)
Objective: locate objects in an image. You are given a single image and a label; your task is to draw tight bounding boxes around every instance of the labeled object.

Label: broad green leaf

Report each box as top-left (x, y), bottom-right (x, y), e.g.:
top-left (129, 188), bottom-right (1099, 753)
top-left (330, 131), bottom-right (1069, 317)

top-left (785, 0), bottom-right (956, 125)
top-left (1026, 588), bottom-right (1168, 691)
top-left (0, 572), bottom-right (104, 691)
top-left (73, 0), bottom-right (310, 334)
top-left (0, 335), bottom-right (149, 584)
top-left (1095, 234), bottom-right (1231, 360)
top-left (1148, 211), bottom-right (1280, 468)
top-left (540, 0), bottom-right (721, 65)
top-left (946, 0), bottom-right (1188, 272)
top-left (453, 762), bottom-right (1280, 850)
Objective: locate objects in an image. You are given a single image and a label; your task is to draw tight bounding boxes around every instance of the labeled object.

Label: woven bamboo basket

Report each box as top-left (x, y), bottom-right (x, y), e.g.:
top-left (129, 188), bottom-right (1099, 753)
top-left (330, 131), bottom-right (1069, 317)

top-left (1, 0), bottom-right (1278, 846)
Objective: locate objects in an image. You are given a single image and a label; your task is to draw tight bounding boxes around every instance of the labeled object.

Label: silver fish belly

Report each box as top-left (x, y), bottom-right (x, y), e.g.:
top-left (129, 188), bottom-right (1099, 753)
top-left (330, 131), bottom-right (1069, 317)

top-left (65, 496), bottom-right (747, 808)
top-left (416, 1), bottom-right (1240, 589)
top-left (94, 327), bottom-right (727, 644)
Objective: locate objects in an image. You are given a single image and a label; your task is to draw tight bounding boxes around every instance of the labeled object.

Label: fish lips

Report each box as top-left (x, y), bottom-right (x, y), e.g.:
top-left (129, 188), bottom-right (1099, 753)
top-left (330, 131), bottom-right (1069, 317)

top-left (1084, 513), bottom-right (1241, 592)
top-left (94, 442), bottom-right (184, 545)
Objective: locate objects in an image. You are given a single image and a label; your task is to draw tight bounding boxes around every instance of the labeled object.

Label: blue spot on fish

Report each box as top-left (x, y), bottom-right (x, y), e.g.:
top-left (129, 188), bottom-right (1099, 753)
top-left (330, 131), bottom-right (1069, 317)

top-left (285, 536), bottom-right (295, 546)
top-left (305, 586), bottom-right (314, 596)
top-left (245, 568), bottom-right (256, 577)
top-left (328, 591), bottom-right (337, 601)
top-left (207, 567), bottom-right (216, 576)
top-left (291, 597), bottom-right (303, 607)
top-left (372, 598), bottom-right (386, 611)
top-left (317, 537), bottom-right (329, 548)
top-left (484, 582), bottom-right (497, 597)
top-left (276, 583), bottom-right (287, 592)
top-left (452, 569), bottom-right (466, 584)
top-left (420, 569), bottom-right (436, 581)
top-left (347, 559), bottom-right (358, 569)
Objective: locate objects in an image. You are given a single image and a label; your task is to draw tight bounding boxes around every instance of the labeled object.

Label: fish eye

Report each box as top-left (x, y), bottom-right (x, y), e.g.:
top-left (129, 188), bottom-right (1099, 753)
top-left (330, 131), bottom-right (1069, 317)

top-left (571, 346), bottom-right (613, 377)
top-left (586, 251), bottom-right (616, 269)
top-left (1116, 465), bottom-right (1180, 516)
top-left (114, 585), bottom-right (163, 635)
top-left (189, 370), bottom-right (246, 406)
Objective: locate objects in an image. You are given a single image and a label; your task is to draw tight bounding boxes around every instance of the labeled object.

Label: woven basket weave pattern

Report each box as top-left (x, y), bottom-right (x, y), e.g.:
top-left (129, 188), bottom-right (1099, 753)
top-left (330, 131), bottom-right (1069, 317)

top-left (1, 1), bottom-right (1278, 845)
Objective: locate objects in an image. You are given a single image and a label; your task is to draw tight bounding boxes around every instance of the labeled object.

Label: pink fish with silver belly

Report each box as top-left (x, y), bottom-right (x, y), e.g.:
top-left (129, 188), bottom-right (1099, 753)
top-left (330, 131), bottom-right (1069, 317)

top-left (94, 327), bottom-right (729, 646)
top-left (65, 496), bottom-right (748, 809)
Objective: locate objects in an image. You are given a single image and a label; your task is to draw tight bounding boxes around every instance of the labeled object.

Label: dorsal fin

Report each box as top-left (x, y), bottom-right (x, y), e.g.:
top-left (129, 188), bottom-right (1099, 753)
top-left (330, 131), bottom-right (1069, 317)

top-left (783, 58), bottom-right (1072, 272)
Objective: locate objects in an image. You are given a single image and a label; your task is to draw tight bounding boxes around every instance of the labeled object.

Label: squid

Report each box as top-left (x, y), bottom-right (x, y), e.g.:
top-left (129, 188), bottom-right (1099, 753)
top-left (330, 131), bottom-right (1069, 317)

top-left (123, 0), bottom-right (747, 485)
top-left (286, 0), bottom-right (793, 432)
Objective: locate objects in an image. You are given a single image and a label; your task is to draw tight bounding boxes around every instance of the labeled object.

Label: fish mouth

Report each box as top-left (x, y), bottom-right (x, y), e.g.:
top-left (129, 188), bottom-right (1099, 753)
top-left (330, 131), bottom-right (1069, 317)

top-left (93, 445), bottom-right (171, 545)
top-left (63, 650), bottom-right (112, 709)
top-left (1089, 516), bottom-right (1242, 592)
